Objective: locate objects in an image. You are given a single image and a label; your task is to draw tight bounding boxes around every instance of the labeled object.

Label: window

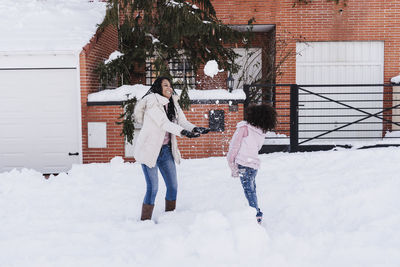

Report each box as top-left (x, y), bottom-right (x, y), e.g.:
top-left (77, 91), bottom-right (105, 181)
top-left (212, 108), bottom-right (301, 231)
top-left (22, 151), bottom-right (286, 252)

top-left (99, 73), bottom-right (118, 90)
top-left (146, 57), bottom-right (196, 89)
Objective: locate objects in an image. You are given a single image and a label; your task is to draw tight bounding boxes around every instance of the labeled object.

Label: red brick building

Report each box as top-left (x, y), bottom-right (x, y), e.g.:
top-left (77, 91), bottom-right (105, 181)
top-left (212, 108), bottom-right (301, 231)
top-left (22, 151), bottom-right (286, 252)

top-left (84, 0), bottom-right (400, 164)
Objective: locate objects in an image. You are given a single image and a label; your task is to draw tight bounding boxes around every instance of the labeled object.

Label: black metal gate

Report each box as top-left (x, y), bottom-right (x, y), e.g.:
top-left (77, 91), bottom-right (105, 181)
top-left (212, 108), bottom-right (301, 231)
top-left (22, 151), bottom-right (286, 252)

top-left (244, 83), bottom-right (400, 153)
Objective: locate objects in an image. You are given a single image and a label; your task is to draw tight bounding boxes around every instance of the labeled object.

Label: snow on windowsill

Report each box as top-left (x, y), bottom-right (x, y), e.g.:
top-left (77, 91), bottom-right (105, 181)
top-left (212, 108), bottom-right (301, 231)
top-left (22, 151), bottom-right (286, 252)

top-left (87, 84), bottom-right (246, 102)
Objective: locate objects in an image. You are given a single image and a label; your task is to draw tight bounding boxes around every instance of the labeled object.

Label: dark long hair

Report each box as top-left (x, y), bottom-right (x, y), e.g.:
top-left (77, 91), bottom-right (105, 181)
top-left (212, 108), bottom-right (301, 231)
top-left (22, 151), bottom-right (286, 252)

top-left (245, 103), bottom-right (277, 133)
top-left (143, 77), bottom-right (177, 122)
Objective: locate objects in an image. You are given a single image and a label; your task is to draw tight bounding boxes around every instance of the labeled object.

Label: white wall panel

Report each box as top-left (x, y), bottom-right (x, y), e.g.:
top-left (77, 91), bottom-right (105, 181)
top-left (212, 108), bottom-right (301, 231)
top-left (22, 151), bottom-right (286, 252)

top-left (296, 41), bottom-right (384, 142)
top-left (0, 52), bottom-right (77, 69)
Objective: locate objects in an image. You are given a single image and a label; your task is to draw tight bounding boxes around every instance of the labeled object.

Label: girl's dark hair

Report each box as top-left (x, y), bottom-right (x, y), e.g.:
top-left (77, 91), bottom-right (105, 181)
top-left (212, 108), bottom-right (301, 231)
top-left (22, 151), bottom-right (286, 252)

top-left (144, 76), bottom-right (176, 122)
top-left (245, 103), bottom-right (277, 133)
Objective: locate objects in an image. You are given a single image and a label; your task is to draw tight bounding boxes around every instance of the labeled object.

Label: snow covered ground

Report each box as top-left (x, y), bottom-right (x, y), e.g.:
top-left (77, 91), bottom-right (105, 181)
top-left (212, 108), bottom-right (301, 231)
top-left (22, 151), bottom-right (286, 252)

top-left (1, 147), bottom-right (399, 267)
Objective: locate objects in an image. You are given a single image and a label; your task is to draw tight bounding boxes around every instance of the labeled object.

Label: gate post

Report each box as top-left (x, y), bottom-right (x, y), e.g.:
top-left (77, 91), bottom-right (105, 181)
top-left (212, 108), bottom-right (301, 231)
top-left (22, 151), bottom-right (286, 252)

top-left (290, 84), bottom-right (299, 152)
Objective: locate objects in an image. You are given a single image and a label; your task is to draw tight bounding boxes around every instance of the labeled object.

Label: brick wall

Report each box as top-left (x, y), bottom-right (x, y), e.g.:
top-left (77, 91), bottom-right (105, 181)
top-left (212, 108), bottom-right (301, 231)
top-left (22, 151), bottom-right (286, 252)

top-left (84, 102), bottom-right (243, 163)
top-left (196, 64), bottom-right (228, 90)
top-left (84, 105), bottom-right (124, 163)
top-left (79, 26), bottom-right (119, 163)
top-left (177, 102), bottom-right (244, 158)
top-left (212, 0), bottom-right (400, 84)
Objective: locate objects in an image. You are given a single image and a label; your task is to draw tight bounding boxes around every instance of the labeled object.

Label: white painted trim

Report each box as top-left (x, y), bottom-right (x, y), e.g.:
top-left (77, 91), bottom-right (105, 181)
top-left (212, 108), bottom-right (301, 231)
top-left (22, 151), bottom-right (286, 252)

top-left (0, 52), bottom-right (79, 68)
top-left (0, 50), bottom-right (80, 56)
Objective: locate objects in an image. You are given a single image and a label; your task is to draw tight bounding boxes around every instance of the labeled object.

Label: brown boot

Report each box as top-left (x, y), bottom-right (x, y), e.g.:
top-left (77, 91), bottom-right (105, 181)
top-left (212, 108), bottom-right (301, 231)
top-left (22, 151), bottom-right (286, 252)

top-left (140, 203), bottom-right (154, 220)
top-left (165, 199), bottom-right (176, 212)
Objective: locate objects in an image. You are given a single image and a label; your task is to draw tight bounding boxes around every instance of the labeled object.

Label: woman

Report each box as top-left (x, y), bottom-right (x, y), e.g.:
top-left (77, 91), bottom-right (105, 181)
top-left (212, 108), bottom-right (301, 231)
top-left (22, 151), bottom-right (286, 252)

top-left (133, 77), bottom-right (210, 221)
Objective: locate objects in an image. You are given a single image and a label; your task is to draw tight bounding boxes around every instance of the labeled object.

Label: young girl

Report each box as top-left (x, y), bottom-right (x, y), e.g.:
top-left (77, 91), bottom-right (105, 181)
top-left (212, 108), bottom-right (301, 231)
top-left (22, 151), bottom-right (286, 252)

top-left (227, 103), bottom-right (277, 224)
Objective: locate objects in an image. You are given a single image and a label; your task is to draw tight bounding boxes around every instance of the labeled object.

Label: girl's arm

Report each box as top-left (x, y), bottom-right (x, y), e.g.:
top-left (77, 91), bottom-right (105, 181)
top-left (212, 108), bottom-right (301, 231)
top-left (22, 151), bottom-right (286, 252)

top-left (227, 125), bottom-right (248, 177)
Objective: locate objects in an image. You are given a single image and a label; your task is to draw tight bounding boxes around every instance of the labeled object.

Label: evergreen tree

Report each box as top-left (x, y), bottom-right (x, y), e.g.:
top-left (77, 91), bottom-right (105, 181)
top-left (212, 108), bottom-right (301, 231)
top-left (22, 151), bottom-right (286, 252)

top-left (98, 0), bottom-right (251, 143)
top-left (98, 0), bottom-right (249, 93)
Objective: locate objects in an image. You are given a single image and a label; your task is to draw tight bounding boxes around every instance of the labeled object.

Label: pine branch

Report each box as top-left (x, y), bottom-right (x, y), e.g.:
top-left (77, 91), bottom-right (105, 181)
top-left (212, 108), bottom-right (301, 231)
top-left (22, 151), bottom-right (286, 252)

top-left (116, 96), bottom-right (137, 145)
top-left (179, 83), bottom-right (191, 110)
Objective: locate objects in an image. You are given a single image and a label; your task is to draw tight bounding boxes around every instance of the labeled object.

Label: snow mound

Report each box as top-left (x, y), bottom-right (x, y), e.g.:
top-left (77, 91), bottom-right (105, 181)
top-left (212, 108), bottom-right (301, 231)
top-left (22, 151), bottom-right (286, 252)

top-left (1, 148), bottom-right (400, 266)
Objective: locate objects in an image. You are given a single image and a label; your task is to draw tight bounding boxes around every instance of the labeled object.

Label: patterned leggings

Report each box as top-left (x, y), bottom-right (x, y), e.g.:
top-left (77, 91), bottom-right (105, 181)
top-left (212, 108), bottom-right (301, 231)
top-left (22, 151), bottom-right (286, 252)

top-left (238, 164), bottom-right (262, 216)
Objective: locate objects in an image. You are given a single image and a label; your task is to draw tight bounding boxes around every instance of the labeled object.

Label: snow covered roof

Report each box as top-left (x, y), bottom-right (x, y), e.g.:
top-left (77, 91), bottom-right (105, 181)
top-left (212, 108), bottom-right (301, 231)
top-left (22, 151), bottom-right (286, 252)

top-left (87, 84), bottom-right (246, 102)
top-left (0, 0), bottom-right (107, 52)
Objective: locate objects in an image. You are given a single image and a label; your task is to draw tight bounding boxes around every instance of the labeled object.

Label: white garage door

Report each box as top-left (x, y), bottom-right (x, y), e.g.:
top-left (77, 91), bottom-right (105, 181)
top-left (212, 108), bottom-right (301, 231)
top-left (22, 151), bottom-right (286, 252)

top-left (0, 53), bottom-right (81, 173)
top-left (296, 41), bottom-right (384, 143)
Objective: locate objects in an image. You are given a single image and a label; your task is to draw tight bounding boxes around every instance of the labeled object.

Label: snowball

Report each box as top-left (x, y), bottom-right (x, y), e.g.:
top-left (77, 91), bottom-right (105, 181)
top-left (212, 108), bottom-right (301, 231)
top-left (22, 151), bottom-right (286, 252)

top-left (204, 60), bottom-right (223, 78)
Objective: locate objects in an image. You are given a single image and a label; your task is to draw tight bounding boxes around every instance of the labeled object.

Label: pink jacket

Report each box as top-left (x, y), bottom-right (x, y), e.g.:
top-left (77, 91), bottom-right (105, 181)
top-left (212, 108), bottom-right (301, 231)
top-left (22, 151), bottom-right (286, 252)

top-left (227, 121), bottom-right (266, 177)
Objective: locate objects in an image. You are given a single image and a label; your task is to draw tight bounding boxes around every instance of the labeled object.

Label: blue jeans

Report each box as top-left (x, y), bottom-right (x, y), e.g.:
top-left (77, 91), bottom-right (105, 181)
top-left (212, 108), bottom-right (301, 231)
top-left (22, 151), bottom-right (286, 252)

top-left (141, 144), bottom-right (177, 205)
top-left (238, 164), bottom-right (262, 216)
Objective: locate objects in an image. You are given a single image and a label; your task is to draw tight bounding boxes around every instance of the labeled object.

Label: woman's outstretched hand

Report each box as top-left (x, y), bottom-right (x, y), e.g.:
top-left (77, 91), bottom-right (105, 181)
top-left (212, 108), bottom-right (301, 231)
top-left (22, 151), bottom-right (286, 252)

top-left (192, 127), bottom-right (211, 134)
top-left (181, 129), bottom-right (200, 138)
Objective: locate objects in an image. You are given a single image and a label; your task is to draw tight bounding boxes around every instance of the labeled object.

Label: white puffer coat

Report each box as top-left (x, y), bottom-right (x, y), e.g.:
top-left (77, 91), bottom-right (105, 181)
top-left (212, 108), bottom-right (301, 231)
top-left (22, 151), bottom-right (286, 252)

top-left (132, 93), bottom-right (196, 168)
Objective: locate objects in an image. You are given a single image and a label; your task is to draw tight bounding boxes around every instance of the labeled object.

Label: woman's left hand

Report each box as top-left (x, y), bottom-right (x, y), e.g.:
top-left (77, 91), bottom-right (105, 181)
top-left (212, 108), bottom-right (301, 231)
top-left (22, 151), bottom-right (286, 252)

top-left (193, 127), bottom-right (211, 134)
top-left (181, 129), bottom-right (200, 138)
